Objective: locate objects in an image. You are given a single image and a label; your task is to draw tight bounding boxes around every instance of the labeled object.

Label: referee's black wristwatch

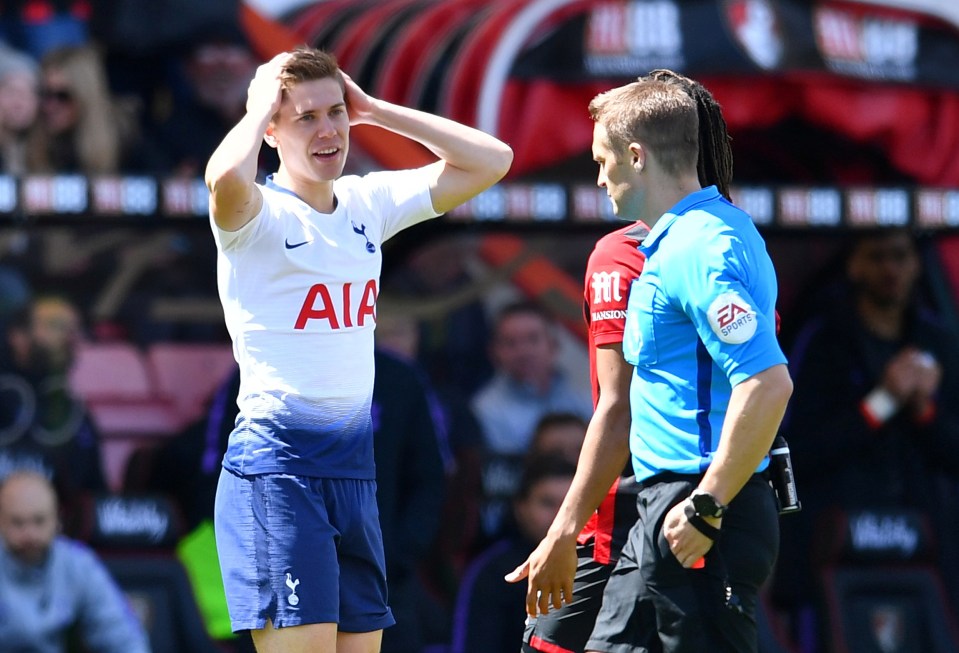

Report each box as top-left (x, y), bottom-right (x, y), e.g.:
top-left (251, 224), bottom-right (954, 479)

top-left (688, 489), bottom-right (727, 518)
top-left (683, 489), bottom-right (727, 540)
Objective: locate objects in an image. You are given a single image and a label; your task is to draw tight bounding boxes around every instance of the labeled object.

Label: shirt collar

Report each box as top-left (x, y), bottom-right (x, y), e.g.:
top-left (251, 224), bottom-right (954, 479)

top-left (641, 185), bottom-right (721, 252)
top-left (264, 174), bottom-right (302, 201)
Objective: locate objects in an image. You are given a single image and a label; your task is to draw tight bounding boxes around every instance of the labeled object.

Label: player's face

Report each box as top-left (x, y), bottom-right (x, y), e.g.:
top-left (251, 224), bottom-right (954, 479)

top-left (592, 122), bottom-right (644, 220)
top-left (0, 477), bottom-right (58, 566)
top-left (270, 77), bottom-right (350, 183)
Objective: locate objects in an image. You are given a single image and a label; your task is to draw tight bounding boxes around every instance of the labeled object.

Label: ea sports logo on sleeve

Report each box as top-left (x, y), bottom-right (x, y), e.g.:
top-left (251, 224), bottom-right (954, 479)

top-left (707, 292), bottom-right (757, 344)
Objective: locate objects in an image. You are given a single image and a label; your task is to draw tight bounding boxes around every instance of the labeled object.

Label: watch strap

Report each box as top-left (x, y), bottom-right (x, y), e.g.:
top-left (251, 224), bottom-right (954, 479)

top-left (684, 501), bottom-right (721, 541)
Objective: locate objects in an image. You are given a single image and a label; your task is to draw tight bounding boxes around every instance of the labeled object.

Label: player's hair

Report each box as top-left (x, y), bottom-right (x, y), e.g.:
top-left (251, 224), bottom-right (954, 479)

top-left (645, 69), bottom-right (734, 200)
top-left (588, 78), bottom-right (699, 177)
top-left (279, 46), bottom-right (345, 93)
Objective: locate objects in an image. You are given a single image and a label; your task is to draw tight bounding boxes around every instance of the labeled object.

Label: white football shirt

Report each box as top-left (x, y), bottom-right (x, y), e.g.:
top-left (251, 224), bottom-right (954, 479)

top-left (211, 168), bottom-right (439, 478)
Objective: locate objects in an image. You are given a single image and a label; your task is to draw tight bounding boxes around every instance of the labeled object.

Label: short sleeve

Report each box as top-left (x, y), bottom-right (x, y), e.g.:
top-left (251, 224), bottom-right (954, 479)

top-left (210, 185), bottom-right (276, 252)
top-left (670, 234), bottom-right (785, 386)
top-left (366, 169), bottom-right (441, 242)
top-left (585, 238), bottom-right (644, 347)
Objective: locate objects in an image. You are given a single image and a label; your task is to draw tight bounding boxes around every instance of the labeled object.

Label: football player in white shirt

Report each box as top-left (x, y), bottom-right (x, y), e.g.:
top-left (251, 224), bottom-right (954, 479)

top-left (205, 47), bottom-right (512, 653)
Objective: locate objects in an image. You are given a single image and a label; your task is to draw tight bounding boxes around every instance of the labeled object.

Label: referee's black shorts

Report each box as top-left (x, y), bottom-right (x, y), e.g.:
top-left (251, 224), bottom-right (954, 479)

top-left (522, 542), bottom-right (611, 653)
top-left (586, 474), bottom-right (779, 653)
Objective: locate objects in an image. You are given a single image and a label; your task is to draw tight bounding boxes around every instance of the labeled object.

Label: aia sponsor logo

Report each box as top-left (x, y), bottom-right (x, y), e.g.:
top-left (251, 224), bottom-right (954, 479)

top-left (707, 291), bottom-right (757, 344)
top-left (294, 280), bottom-right (378, 330)
top-left (813, 6), bottom-right (917, 81)
top-left (724, 0), bottom-right (784, 70)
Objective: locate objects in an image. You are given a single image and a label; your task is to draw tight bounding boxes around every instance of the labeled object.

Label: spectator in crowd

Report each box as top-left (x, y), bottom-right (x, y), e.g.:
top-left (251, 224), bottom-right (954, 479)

top-left (480, 412), bottom-right (587, 546)
top-left (0, 469), bottom-right (150, 653)
top-left (472, 301), bottom-right (592, 457)
top-left (152, 23), bottom-right (265, 178)
top-left (26, 44), bottom-right (143, 175)
top-left (372, 347), bottom-right (447, 653)
top-left (772, 228), bottom-right (959, 645)
top-left (375, 296), bottom-right (487, 631)
top-left (528, 412), bottom-right (587, 465)
top-left (0, 44), bottom-right (39, 175)
top-left (0, 293), bottom-right (106, 505)
top-left (472, 301), bottom-right (592, 537)
top-left (450, 454), bottom-right (575, 653)
top-left (384, 237), bottom-right (494, 397)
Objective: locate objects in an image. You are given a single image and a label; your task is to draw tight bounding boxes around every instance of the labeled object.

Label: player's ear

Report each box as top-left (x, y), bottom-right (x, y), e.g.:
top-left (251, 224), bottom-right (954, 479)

top-left (629, 142), bottom-right (645, 172)
top-left (264, 126), bottom-right (277, 149)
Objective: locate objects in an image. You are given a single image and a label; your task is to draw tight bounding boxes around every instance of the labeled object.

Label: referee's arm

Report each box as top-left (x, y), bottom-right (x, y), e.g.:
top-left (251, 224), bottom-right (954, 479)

top-left (664, 363), bottom-right (793, 567)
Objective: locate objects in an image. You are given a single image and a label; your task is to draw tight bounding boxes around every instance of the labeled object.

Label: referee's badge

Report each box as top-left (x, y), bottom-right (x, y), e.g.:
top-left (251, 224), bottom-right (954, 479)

top-left (707, 291), bottom-right (757, 344)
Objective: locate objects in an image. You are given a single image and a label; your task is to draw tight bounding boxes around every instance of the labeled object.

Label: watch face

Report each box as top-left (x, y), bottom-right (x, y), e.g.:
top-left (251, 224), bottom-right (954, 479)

top-left (692, 491), bottom-right (724, 517)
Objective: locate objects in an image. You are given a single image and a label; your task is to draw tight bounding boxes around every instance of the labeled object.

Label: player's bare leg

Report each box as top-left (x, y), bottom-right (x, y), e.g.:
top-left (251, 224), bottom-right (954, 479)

top-left (251, 620), bottom-right (382, 653)
top-left (250, 620), bottom-right (337, 653)
top-left (337, 630), bottom-right (383, 653)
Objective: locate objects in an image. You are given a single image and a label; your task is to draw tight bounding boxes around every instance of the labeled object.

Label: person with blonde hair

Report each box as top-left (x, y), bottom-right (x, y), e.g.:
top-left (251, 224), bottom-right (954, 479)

top-left (27, 45), bottom-right (137, 175)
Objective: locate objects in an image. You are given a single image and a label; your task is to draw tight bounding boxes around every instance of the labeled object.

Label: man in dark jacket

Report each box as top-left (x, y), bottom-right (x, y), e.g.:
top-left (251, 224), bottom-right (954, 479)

top-left (773, 229), bottom-right (959, 634)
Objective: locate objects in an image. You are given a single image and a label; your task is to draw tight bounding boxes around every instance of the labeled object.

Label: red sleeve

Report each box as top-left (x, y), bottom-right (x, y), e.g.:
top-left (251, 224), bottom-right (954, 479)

top-left (584, 233), bottom-right (645, 347)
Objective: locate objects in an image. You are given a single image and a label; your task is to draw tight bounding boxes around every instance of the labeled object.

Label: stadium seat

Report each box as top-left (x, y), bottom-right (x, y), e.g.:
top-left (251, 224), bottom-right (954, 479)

top-left (69, 340), bottom-right (181, 437)
top-left (70, 341), bottom-right (154, 403)
top-left (69, 341), bottom-right (182, 490)
top-left (814, 509), bottom-right (959, 653)
top-left (146, 343), bottom-right (236, 425)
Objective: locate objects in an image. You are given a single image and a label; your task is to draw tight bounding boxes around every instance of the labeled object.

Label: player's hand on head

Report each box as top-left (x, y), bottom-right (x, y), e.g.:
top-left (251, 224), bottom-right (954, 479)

top-left (247, 52), bottom-right (293, 119)
top-left (342, 72), bottom-right (374, 125)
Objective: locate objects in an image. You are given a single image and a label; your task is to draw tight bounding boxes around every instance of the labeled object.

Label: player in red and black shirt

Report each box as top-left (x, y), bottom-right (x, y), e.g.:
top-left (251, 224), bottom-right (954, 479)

top-left (511, 69), bottom-right (736, 653)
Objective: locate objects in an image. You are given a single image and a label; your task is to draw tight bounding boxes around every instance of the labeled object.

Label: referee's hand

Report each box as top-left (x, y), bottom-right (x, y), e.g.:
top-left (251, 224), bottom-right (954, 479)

top-left (505, 533), bottom-right (577, 616)
top-left (663, 500), bottom-right (719, 568)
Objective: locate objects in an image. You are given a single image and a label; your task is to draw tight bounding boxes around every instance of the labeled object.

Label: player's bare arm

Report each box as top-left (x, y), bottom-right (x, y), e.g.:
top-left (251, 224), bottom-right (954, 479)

top-left (342, 73), bottom-right (513, 214)
top-left (663, 363), bottom-right (793, 567)
top-left (506, 343), bottom-right (632, 616)
top-left (206, 53), bottom-right (292, 231)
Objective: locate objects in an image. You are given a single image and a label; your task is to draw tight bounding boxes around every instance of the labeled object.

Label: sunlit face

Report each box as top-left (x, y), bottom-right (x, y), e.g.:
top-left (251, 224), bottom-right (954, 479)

top-left (39, 68), bottom-right (78, 136)
top-left (0, 474), bottom-right (58, 566)
top-left (514, 476), bottom-right (573, 543)
top-left (269, 77), bottom-right (350, 184)
top-left (592, 122), bottom-right (644, 220)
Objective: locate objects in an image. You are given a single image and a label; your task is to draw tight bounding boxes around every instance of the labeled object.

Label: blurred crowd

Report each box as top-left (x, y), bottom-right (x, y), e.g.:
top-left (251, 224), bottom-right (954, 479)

top-left (0, 0), bottom-right (274, 181)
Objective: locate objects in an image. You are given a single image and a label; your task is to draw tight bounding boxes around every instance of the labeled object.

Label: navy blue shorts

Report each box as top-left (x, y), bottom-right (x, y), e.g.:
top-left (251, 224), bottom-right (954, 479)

top-left (213, 469), bottom-right (394, 633)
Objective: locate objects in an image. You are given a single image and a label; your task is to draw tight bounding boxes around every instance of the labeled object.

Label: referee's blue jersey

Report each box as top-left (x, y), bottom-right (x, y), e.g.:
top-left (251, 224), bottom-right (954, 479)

top-left (622, 186), bottom-right (787, 482)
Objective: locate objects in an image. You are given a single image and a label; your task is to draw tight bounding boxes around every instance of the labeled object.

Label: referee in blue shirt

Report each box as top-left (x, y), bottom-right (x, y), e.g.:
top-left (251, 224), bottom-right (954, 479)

top-left (517, 77), bottom-right (793, 652)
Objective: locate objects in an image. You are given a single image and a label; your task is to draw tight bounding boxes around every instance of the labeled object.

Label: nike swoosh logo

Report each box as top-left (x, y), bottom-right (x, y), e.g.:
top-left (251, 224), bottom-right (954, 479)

top-left (285, 238), bottom-right (311, 249)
